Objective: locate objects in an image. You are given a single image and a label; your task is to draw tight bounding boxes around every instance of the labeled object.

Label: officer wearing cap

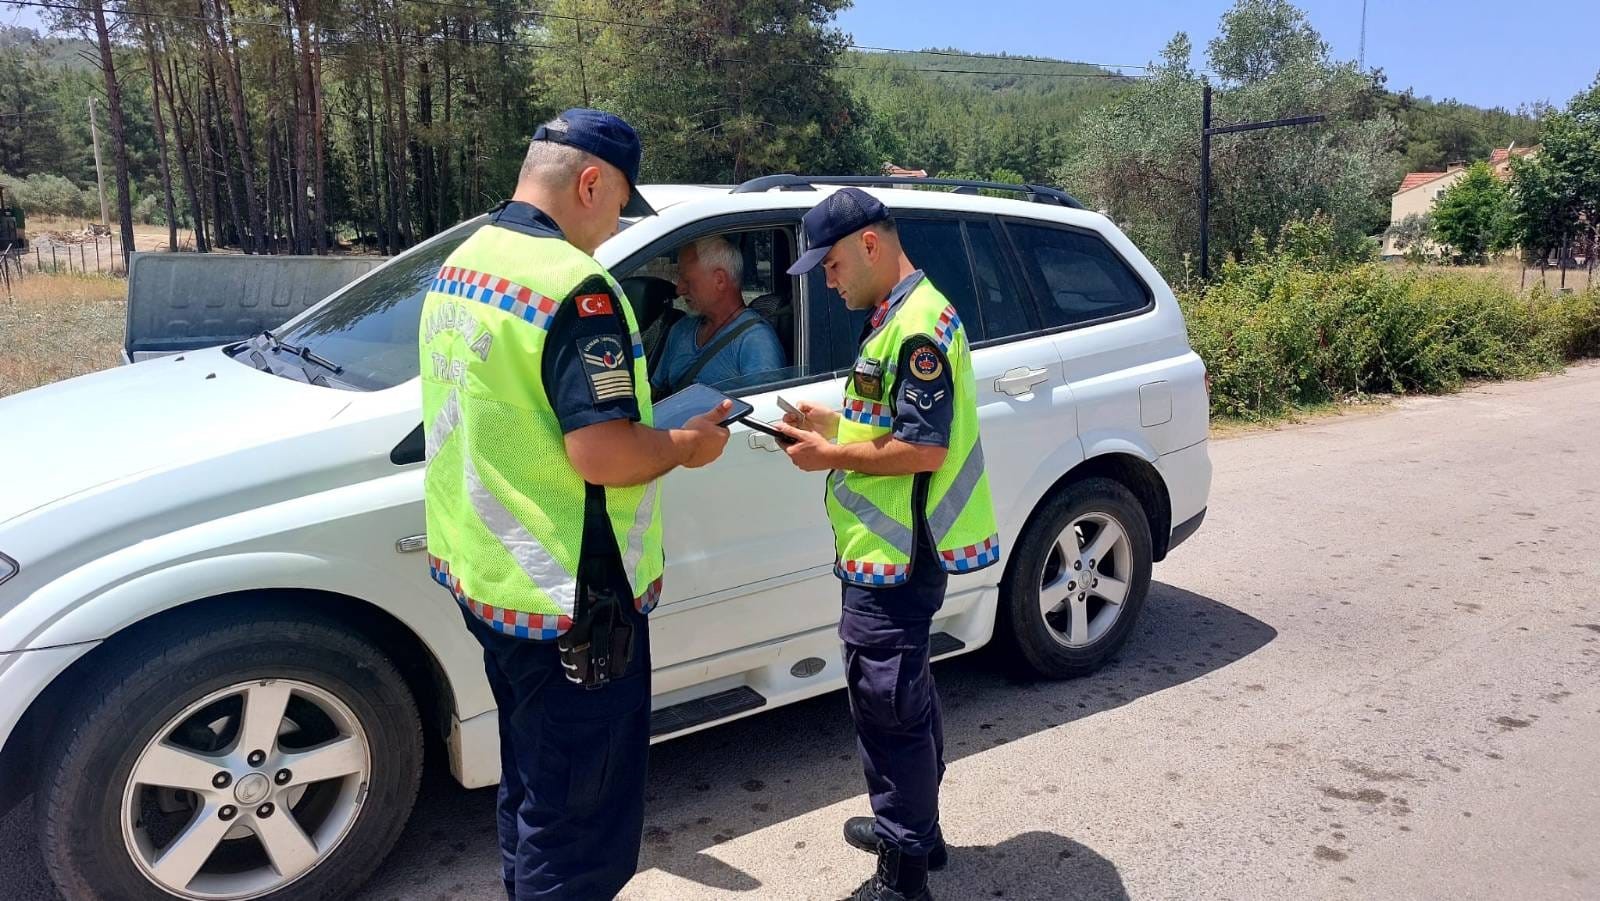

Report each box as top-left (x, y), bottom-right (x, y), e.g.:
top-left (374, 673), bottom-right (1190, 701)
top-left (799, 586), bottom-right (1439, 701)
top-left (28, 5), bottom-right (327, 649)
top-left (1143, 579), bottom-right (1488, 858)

top-left (776, 188), bottom-right (1000, 901)
top-left (419, 109), bottom-right (732, 900)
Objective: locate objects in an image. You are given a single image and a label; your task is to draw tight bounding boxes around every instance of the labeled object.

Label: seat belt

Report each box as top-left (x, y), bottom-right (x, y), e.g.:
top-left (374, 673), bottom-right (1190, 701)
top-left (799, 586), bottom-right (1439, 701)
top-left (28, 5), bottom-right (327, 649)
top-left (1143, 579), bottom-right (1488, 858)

top-left (665, 316), bottom-right (762, 396)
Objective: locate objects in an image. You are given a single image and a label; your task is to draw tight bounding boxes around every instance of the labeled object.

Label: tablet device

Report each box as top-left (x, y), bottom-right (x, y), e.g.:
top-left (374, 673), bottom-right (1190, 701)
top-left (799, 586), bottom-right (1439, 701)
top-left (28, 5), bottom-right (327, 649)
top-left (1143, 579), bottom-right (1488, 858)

top-left (652, 382), bottom-right (752, 430)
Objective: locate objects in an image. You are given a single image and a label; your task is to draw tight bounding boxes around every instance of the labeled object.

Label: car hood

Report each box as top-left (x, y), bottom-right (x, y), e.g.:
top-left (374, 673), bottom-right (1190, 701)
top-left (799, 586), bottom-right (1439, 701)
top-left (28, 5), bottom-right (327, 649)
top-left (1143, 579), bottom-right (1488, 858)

top-left (0, 348), bottom-right (353, 525)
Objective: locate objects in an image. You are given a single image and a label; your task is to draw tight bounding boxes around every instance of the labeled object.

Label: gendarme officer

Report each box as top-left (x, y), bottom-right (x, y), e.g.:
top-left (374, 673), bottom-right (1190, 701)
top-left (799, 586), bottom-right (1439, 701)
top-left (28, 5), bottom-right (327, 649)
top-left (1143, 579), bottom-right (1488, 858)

top-left (776, 189), bottom-right (1000, 901)
top-left (419, 109), bottom-right (731, 900)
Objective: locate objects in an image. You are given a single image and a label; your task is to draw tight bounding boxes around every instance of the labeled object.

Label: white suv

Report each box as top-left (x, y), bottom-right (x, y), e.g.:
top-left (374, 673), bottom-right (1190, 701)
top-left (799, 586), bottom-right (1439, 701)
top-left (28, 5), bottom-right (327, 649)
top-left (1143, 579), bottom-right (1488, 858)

top-left (0, 177), bottom-right (1209, 900)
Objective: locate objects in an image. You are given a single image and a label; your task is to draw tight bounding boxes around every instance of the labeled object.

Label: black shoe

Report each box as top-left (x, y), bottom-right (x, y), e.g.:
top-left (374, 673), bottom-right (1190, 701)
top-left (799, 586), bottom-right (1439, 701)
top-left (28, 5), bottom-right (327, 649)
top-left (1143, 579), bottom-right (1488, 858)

top-left (843, 817), bottom-right (948, 871)
top-left (847, 843), bottom-right (934, 901)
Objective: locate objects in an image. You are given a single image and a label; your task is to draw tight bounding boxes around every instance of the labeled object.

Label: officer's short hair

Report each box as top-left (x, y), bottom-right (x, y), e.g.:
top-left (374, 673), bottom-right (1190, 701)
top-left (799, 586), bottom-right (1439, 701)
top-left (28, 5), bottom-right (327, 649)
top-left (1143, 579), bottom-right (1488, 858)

top-left (521, 120), bottom-right (598, 187)
top-left (690, 235), bottom-right (744, 286)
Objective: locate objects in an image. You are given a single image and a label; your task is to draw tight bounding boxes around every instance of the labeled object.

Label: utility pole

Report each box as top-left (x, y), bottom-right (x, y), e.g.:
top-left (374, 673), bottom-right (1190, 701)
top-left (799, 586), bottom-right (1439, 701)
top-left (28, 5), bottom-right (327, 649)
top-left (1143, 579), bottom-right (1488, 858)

top-left (1198, 82), bottom-right (1326, 280)
top-left (88, 96), bottom-right (110, 231)
top-left (1359, 0), bottom-right (1368, 69)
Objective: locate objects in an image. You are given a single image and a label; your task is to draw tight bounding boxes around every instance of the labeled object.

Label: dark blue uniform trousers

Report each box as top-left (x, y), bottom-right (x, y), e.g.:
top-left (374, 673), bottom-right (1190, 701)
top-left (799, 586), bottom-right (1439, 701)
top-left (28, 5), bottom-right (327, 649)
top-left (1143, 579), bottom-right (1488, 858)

top-left (460, 603), bottom-right (652, 901)
top-left (840, 571), bottom-right (948, 858)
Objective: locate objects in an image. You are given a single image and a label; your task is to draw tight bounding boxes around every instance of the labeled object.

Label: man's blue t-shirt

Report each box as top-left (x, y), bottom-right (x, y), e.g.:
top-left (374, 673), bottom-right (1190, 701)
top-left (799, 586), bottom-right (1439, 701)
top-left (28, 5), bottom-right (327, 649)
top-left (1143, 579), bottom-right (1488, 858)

top-left (653, 307), bottom-right (787, 394)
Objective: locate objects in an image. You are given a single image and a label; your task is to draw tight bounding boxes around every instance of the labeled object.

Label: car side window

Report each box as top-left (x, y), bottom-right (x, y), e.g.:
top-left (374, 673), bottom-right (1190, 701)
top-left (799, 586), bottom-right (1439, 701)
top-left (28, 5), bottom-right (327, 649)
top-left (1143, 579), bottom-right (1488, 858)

top-left (803, 216), bottom-right (1040, 373)
top-left (1006, 222), bottom-right (1153, 328)
top-left (896, 218), bottom-right (981, 339)
top-left (616, 225), bottom-right (802, 396)
top-left (965, 220), bottom-right (1033, 342)
top-left (803, 269), bottom-right (867, 377)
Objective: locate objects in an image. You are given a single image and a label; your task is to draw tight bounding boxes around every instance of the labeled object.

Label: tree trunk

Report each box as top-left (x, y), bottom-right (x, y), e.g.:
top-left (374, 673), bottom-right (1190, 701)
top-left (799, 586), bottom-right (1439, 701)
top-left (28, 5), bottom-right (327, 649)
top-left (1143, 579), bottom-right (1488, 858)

top-left (393, 22), bottom-right (415, 247)
top-left (210, 0), bottom-right (267, 253)
top-left (205, 57), bottom-right (244, 250)
top-left (364, 74), bottom-right (385, 253)
top-left (377, 39), bottom-right (402, 254)
top-left (138, 21), bottom-right (179, 251)
top-left (165, 56), bottom-right (208, 251)
top-left (90, 0), bottom-right (136, 268)
top-left (417, 33), bottom-right (436, 238)
top-left (438, 21), bottom-right (453, 229)
top-left (300, 0), bottom-right (328, 253)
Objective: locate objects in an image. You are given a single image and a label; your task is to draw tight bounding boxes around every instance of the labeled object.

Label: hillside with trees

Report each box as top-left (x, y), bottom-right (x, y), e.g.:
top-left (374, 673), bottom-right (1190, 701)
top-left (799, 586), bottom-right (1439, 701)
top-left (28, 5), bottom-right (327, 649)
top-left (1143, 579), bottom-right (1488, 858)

top-left (0, 0), bottom-right (1552, 271)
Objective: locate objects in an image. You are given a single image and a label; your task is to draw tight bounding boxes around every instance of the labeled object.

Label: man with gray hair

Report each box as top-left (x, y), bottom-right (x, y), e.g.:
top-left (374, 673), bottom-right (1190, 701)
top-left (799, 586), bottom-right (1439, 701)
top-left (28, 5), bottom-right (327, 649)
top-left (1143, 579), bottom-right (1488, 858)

top-left (651, 233), bottom-right (786, 396)
top-left (420, 109), bottom-right (731, 900)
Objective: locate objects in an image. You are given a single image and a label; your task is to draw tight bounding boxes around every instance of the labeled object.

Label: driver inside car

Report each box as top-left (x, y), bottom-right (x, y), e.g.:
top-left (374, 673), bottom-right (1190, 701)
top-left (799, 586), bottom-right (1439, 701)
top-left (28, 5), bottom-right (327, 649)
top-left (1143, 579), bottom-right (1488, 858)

top-left (650, 234), bottom-right (785, 397)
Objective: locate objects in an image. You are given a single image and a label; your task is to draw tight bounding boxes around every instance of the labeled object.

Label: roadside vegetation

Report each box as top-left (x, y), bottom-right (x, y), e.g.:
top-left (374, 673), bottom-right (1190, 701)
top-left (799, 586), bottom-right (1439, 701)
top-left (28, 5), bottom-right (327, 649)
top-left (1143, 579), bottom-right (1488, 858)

top-left (1183, 224), bottom-right (1600, 420)
top-left (0, 274), bottom-right (125, 396)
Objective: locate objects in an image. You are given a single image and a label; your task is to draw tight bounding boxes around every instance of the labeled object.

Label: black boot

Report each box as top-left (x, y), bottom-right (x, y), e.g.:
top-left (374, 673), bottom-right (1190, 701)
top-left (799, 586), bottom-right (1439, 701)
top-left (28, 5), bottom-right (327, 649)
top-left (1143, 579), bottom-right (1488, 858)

top-left (848, 842), bottom-right (933, 901)
top-left (843, 817), bottom-right (948, 871)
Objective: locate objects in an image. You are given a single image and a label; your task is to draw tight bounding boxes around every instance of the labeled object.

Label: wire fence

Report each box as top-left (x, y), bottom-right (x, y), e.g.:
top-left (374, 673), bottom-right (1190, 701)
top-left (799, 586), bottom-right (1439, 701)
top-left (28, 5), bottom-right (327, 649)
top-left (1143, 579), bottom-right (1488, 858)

top-left (2, 233), bottom-right (129, 281)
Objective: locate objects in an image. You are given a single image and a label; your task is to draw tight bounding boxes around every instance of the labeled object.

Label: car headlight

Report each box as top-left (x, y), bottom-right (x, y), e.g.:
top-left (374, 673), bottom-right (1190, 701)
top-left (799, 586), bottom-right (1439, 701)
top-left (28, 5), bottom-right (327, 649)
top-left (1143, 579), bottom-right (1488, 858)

top-left (0, 552), bottom-right (16, 587)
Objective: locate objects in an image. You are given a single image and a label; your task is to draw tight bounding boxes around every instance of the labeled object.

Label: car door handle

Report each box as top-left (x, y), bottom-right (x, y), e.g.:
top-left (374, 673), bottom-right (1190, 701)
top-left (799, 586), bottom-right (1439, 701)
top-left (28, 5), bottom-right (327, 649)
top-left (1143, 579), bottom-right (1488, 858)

top-left (995, 366), bottom-right (1050, 396)
top-left (749, 431), bottom-right (782, 452)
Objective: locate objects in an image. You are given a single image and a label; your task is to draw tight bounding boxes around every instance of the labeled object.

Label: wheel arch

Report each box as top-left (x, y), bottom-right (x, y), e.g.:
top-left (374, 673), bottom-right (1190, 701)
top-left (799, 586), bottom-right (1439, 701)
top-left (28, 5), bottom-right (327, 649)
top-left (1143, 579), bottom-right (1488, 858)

top-left (1006, 451), bottom-right (1174, 589)
top-left (1, 589), bottom-right (457, 817)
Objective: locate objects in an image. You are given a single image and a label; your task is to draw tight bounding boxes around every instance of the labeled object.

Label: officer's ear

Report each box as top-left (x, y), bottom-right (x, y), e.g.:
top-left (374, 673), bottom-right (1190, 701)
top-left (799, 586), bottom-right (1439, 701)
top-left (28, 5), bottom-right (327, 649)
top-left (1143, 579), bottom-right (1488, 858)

top-left (575, 165), bottom-right (604, 209)
top-left (860, 229), bottom-right (880, 263)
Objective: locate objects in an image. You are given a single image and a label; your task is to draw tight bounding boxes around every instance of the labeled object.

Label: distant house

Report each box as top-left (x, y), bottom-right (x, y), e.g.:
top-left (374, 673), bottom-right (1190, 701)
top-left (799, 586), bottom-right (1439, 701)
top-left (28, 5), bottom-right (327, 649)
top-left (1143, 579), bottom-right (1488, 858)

top-left (1380, 143), bottom-right (1539, 258)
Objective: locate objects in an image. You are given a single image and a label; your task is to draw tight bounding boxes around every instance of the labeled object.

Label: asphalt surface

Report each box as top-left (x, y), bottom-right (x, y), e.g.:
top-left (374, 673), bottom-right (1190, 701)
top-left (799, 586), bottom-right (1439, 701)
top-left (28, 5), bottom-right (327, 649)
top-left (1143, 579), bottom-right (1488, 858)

top-left (4, 364), bottom-right (1598, 900)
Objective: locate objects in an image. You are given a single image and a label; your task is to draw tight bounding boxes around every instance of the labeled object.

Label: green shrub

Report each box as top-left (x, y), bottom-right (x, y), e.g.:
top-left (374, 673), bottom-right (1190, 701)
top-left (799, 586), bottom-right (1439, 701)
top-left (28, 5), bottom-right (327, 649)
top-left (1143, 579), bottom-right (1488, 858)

top-left (1181, 254), bottom-right (1600, 420)
top-left (0, 171), bottom-right (96, 219)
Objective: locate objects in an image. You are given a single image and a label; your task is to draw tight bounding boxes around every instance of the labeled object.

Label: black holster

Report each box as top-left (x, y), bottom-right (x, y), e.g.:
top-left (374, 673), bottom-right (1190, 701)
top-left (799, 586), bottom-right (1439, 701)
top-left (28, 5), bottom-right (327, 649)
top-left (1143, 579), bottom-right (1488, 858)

top-left (557, 581), bottom-right (634, 689)
top-left (557, 483), bottom-right (636, 689)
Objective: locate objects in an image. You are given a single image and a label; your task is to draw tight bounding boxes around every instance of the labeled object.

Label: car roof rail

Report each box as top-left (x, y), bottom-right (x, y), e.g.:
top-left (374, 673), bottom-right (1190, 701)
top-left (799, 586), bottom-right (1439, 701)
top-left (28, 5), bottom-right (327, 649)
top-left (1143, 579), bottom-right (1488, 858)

top-left (730, 174), bottom-right (1085, 209)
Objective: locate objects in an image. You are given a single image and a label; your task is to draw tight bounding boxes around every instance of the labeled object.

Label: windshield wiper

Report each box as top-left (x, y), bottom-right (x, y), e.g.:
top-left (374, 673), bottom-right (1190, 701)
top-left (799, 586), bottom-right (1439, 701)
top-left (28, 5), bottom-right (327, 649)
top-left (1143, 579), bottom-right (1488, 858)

top-left (263, 329), bottom-right (345, 375)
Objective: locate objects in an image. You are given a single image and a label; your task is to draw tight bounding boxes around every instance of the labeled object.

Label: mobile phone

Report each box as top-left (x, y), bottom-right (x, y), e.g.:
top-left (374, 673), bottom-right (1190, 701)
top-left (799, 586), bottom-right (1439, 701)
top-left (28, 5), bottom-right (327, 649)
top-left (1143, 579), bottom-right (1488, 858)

top-left (740, 416), bottom-right (798, 446)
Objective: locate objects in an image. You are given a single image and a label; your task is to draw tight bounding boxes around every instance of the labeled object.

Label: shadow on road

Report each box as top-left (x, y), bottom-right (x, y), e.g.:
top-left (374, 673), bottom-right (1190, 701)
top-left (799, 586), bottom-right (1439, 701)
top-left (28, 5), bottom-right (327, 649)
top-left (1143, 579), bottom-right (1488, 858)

top-left (0, 582), bottom-right (1271, 900)
top-left (351, 581), bottom-right (1273, 899)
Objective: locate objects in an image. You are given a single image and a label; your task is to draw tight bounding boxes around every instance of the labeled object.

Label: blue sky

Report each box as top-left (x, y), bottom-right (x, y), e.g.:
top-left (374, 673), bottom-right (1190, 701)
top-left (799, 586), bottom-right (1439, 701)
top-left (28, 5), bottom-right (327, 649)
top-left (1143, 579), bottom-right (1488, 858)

top-left (838, 0), bottom-right (1599, 111)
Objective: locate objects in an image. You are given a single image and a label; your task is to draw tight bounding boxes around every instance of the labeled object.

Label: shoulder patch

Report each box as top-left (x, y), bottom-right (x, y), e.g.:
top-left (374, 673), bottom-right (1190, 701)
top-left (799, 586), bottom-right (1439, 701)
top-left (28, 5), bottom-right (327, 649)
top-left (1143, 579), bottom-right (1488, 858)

top-left (576, 293), bottom-right (615, 318)
top-left (579, 335), bottom-right (633, 401)
top-left (910, 346), bottom-right (943, 381)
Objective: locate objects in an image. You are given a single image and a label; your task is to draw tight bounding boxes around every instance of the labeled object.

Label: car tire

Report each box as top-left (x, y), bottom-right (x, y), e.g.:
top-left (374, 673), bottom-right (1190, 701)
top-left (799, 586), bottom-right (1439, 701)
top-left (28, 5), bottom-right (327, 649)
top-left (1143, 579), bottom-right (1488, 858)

top-left (36, 608), bottom-right (424, 901)
top-left (998, 476), bottom-right (1154, 678)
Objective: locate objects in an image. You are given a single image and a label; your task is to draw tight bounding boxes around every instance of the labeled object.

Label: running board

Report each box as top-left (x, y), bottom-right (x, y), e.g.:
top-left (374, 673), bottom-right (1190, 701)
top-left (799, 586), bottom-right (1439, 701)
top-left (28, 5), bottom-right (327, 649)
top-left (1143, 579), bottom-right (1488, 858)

top-left (651, 686), bottom-right (767, 737)
top-left (649, 632), bottom-right (968, 738)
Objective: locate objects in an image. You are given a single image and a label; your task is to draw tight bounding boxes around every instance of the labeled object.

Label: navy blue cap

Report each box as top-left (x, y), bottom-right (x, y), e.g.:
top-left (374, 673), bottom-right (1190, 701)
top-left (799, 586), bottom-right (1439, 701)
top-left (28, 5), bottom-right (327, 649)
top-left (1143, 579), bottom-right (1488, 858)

top-left (787, 188), bottom-right (891, 275)
top-left (533, 108), bottom-right (655, 217)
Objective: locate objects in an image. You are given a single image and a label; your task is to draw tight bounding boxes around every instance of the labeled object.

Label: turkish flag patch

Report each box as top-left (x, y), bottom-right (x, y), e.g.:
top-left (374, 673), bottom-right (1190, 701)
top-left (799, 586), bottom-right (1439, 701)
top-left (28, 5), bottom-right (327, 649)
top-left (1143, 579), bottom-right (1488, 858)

top-left (576, 293), bottom-right (615, 318)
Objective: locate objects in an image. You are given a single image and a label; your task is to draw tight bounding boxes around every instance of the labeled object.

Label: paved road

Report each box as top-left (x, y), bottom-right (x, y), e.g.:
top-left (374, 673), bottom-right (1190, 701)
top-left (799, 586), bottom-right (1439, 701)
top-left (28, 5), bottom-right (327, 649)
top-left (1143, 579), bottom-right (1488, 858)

top-left (5, 365), bottom-right (1598, 900)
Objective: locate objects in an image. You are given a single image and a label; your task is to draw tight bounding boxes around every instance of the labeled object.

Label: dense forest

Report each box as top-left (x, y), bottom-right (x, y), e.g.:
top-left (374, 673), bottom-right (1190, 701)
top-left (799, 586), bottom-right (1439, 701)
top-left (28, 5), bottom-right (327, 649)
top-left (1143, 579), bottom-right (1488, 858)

top-left (0, 2), bottom-right (1547, 262)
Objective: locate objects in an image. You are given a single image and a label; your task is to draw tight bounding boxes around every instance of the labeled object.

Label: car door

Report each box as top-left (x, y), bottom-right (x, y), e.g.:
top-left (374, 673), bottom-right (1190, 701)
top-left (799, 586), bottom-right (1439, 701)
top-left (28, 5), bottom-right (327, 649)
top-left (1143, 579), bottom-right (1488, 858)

top-left (611, 215), bottom-right (845, 669)
top-left (890, 215), bottom-right (1079, 560)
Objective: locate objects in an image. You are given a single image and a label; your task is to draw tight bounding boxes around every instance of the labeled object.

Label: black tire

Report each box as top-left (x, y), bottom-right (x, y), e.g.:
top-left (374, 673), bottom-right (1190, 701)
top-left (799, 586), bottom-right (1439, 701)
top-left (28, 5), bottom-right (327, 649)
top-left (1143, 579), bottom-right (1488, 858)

top-left (998, 476), bottom-right (1154, 679)
top-left (36, 609), bottom-right (424, 901)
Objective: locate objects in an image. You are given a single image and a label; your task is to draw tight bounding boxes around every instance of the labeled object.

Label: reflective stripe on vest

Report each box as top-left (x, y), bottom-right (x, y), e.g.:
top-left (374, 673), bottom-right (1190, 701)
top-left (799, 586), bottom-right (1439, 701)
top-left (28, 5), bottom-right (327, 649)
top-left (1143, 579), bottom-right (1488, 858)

top-left (420, 224), bottom-right (664, 638)
top-left (825, 277), bottom-right (1001, 585)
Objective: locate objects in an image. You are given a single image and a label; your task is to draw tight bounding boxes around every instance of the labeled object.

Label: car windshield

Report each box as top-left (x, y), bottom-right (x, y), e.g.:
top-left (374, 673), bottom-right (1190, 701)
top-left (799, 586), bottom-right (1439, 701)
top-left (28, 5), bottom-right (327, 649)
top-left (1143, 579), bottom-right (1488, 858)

top-left (264, 214), bottom-right (640, 391)
top-left (266, 220), bottom-right (486, 390)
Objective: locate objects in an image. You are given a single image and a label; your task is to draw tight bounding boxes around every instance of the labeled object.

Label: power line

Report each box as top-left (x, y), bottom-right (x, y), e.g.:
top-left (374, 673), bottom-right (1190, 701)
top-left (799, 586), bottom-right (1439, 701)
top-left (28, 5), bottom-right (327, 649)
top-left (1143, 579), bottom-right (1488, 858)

top-left (5, 0), bottom-right (1150, 82)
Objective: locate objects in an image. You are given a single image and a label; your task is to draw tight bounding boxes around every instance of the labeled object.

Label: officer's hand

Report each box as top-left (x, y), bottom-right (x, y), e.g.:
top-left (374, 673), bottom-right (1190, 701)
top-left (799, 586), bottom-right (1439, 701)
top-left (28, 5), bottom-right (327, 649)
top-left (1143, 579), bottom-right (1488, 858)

top-left (678, 400), bottom-right (733, 469)
top-left (773, 422), bottom-right (835, 472)
top-left (783, 401), bottom-right (840, 441)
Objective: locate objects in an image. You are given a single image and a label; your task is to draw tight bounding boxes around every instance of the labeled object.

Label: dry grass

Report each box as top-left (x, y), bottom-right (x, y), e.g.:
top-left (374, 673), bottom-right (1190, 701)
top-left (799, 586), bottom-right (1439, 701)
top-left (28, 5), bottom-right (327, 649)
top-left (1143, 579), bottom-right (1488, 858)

top-left (1382, 258), bottom-right (1597, 293)
top-left (0, 273), bottom-right (127, 397)
top-left (27, 215), bottom-right (175, 249)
